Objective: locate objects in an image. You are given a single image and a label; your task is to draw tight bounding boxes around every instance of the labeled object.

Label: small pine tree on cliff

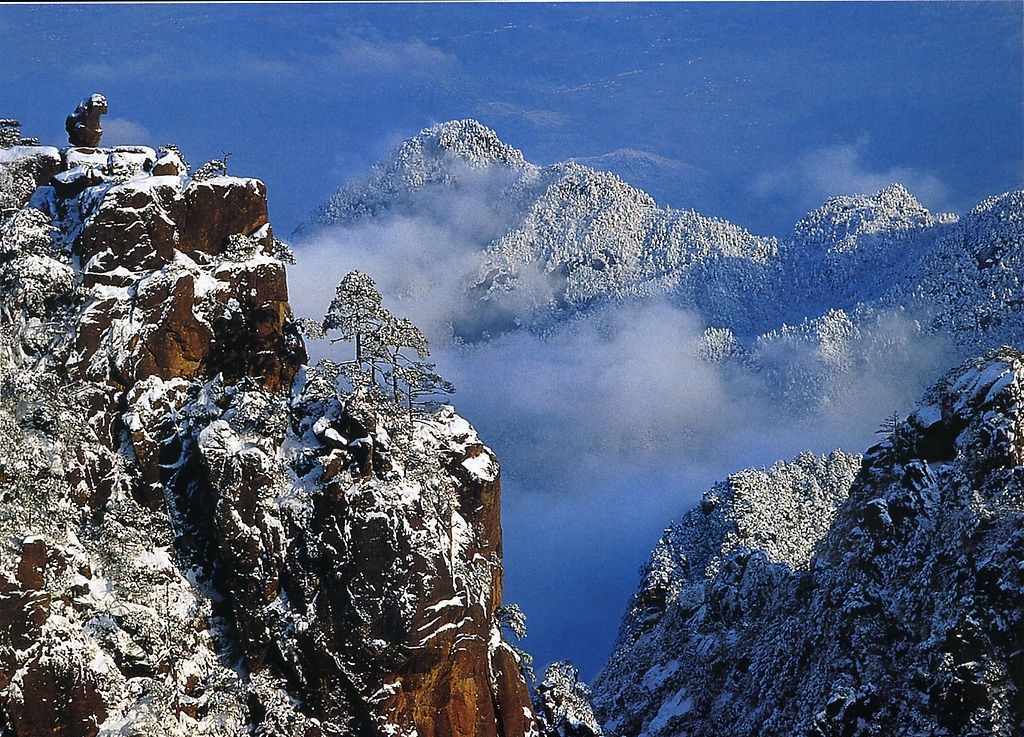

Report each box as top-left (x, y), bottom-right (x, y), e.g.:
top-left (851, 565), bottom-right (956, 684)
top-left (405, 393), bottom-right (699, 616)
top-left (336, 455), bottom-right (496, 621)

top-left (323, 270), bottom-right (454, 417)
top-left (323, 270), bottom-right (384, 369)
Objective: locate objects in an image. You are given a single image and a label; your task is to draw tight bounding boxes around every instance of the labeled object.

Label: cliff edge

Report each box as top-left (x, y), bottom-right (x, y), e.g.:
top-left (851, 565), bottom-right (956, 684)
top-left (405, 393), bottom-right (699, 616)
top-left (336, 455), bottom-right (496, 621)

top-left (0, 107), bottom-right (536, 737)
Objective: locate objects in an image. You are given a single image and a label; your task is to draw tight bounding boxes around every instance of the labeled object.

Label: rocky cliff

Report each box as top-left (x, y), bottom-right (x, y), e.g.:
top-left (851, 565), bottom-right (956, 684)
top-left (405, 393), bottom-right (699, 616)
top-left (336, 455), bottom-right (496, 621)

top-left (593, 348), bottom-right (1024, 736)
top-left (0, 109), bottom-right (536, 736)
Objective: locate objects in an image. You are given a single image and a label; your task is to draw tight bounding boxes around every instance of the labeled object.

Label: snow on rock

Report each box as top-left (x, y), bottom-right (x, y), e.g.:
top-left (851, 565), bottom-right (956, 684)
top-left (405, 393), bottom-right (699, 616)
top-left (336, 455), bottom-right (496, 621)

top-left (461, 449), bottom-right (498, 483)
top-left (0, 106), bottom-right (536, 737)
top-left (533, 661), bottom-right (604, 737)
top-left (0, 145), bottom-right (61, 214)
top-left (0, 145), bottom-right (61, 166)
top-left (299, 119), bottom-right (778, 339)
top-left (593, 348), bottom-right (1024, 736)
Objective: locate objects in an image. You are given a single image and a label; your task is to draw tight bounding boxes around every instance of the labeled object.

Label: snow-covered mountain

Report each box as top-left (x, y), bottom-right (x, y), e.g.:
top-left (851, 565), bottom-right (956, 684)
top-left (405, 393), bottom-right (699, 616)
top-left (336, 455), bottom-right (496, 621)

top-left (300, 119), bottom-right (1024, 735)
top-left (298, 119), bottom-right (778, 339)
top-left (593, 348), bottom-right (1024, 736)
top-left (0, 113), bottom-right (535, 737)
top-left (297, 119), bottom-right (1024, 406)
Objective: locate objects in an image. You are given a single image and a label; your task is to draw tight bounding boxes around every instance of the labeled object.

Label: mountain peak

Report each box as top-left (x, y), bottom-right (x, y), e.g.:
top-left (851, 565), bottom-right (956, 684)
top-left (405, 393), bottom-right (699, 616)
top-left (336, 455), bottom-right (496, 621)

top-left (875, 181), bottom-right (916, 207)
top-left (793, 183), bottom-right (936, 249)
top-left (420, 118), bottom-right (527, 168)
top-left (298, 118), bottom-right (533, 232)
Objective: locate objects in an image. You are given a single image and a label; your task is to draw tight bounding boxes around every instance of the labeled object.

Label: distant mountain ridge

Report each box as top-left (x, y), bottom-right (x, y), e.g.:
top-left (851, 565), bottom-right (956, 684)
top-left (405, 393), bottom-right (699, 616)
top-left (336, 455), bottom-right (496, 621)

top-left (298, 119), bottom-right (1024, 411)
top-left (299, 119), bottom-right (779, 338)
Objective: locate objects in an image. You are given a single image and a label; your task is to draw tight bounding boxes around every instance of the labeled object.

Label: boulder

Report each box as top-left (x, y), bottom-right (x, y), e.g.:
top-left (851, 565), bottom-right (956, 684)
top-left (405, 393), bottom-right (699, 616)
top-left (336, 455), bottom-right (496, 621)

top-left (15, 537), bottom-right (46, 590)
top-left (65, 94), bottom-right (107, 147)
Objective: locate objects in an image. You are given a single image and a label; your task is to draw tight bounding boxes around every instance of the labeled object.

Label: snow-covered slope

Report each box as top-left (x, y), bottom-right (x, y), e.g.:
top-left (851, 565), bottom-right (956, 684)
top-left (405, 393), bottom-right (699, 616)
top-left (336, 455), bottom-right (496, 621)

top-left (593, 348), bottom-right (1024, 736)
top-left (471, 161), bottom-right (777, 338)
top-left (0, 113), bottom-right (536, 737)
top-left (298, 119), bottom-right (1024, 409)
top-left (775, 183), bottom-right (955, 322)
top-left (299, 120), bottom-right (778, 339)
top-left (898, 190), bottom-right (1024, 358)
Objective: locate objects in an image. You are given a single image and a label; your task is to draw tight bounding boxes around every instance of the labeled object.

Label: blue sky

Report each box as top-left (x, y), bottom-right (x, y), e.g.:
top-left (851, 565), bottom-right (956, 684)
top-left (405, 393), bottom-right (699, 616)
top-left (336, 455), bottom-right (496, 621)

top-left (3, 3), bottom-right (1021, 237)
top-left (3, 2), bottom-right (1023, 679)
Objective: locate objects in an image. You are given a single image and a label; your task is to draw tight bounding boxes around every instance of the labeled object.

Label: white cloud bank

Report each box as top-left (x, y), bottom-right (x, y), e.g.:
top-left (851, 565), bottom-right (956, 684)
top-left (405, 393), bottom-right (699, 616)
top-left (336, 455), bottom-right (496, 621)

top-left (287, 175), bottom-right (951, 678)
top-left (100, 117), bottom-right (152, 147)
top-left (753, 137), bottom-right (951, 215)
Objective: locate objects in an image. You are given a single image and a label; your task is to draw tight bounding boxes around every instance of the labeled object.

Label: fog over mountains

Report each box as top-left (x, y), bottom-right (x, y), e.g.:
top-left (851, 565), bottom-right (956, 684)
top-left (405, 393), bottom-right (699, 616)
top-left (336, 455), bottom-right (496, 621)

top-left (288, 119), bottom-right (1024, 678)
top-left (2, 94), bottom-right (1024, 734)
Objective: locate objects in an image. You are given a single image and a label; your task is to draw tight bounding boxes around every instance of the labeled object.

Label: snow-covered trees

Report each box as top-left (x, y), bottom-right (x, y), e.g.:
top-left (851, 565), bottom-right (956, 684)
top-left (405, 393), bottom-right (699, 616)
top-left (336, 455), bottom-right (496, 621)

top-left (324, 270), bottom-right (384, 366)
top-left (191, 154), bottom-right (228, 182)
top-left (497, 602), bottom-right (528, 641)
top-left (533, 661), bottom-right (603, 737)
top-left (0, 118), bottom-right (38, 148)
top-left (323, 270), bottom-right (454, 419)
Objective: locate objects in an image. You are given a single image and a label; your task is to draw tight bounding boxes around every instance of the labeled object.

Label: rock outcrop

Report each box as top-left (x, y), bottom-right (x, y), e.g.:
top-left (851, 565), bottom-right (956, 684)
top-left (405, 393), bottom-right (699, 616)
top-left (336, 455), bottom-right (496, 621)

top-left (0, 106), bottom-right (536, 737)
top-left (533, 662), bottom-right (603, 737)
top-left (0, 144), bottom-right (61, 214)
top-left (594, 349), bottom-right (1024, 736)
top-left (65, 94), bottom-right (107, 147)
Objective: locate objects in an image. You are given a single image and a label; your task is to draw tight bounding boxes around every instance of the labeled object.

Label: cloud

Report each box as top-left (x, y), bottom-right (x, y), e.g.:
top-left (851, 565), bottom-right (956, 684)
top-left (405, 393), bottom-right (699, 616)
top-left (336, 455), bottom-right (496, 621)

top-left (433, 299), bottom-right (948, 678)
top-left (753, 137), bottom-right (951, 214)
top-left (476, 101), bottom-right (570, 129)
top-left (100, 117), bottom-right (152, 147)
top-left (326, 34), bottom-right (456, 77)
top-left (432, 302), bottom-right (947, 494)
top-left (553, 66), bottom-right (654, 95)
top-left (288, 177), bottom-right (952, 678)
top-left (289, 176), bottom-right (950, 497)
top-left (288, 162), bottom-right (528, 341)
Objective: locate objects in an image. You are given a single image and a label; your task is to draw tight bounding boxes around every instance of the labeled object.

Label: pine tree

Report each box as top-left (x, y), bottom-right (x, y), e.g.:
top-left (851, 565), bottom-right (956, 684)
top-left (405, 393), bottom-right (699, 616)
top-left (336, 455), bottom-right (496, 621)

top-left (0, 119), bottom-right (37, 148)
top-left (369, 314), bottom-right (429, 404)
top-left (323, 270), bottom-right (384, 369)
top-left (396, 360), bottom-right (455, 421)
top-left (322, 269), bottom-right (455, 423)
top-left (497, 602), bottom-right (528, 641)
top-left (192, 156), bottom-right (227, 182)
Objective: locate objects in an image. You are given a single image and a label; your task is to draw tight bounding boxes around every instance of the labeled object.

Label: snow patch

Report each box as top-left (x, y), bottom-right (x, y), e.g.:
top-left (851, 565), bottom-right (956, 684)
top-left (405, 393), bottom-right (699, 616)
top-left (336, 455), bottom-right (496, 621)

top-left (644, 688), bottom-right (693, 734)
top-left (462, 451), bottom-right (497, 482)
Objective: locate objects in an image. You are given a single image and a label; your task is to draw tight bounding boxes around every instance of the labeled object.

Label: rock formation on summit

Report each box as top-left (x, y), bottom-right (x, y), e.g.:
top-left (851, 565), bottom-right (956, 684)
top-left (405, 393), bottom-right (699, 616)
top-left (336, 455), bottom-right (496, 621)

top-left (65, 94), bottom-right (107, 147)
top-left (0, 105), bottom-right (536, 737)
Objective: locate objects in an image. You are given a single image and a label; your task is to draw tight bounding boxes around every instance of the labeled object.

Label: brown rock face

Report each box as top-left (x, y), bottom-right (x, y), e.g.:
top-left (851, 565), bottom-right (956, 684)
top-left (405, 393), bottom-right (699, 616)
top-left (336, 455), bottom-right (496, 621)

top-left (182, 177), bottom-right (270, 255)
top-left (209, 259), bottom-right (303, 393)
top-left (135, 272), bottom-right (216, 380)
top-left (374, 460), bottom-right (537, 737)
top-left (3, 650), bottom-right (107, 737)
top-left (15, 537), bottom-right (46, 590)
top-left (65, 94), bottom-right (107, 147)
top-left (0, 576), bottom-right (50, 657)
top-left (74, 178), bottom-right (184, 270)
top-left (64, 172), bottom-right (304, 393)
top-left (73, 177), bottom-right (269, 270)
top-left (492, 644), bottom-right (540, 737)
top-left (172, 390), bottom-right (538, 736)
